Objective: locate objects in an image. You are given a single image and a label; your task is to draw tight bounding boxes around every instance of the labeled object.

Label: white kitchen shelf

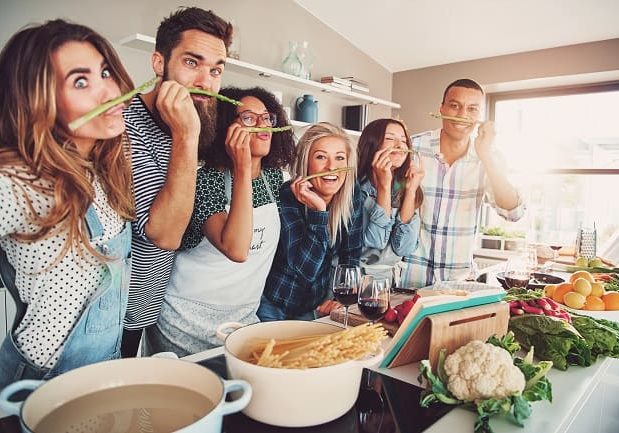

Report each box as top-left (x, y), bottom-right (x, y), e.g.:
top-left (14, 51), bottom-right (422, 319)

top-left (290, 120), bottom-right (361, 137)
top-left (118, 33), bottom-right (400, 110)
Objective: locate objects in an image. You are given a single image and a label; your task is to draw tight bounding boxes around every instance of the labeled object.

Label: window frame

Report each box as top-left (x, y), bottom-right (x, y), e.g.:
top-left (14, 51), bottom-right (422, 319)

top-left (487, 80), bottom-right (619, 175)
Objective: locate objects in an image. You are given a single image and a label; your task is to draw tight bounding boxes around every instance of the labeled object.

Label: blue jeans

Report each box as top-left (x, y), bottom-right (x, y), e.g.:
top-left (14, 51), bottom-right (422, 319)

top-left (257, 296), bottom-right (317, 321)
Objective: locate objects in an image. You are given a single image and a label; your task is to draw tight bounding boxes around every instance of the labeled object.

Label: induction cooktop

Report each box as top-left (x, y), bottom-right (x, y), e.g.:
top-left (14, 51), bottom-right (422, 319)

top-left (197, 355), bottom-right (453, 433)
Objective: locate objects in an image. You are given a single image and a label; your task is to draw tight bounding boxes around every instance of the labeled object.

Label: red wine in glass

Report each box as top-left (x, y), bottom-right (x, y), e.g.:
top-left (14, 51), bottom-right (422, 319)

top-left (358, 298), bottom-right (389, 322)
top-left (333, 285), bottom-right (358, 306)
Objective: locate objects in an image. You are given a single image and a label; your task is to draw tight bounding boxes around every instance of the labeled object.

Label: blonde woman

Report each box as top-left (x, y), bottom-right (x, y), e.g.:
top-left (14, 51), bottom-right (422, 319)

top-left (258, 122), bottom-right (363, 321)
top-left (0, 20), bottom-right (134, 388)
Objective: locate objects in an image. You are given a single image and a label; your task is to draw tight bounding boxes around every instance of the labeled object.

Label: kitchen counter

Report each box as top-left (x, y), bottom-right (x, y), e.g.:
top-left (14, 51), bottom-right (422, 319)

top-left (185, 318), bottom-right (617, 433)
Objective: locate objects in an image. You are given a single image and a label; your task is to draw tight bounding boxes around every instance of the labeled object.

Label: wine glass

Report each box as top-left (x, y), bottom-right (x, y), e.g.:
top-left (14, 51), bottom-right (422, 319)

top-left (503, 255), bottom-right (531, 289)
top-left (358, 275), bottom-right (390, 324)
top-left (332, 264), bottom-right (361, 328)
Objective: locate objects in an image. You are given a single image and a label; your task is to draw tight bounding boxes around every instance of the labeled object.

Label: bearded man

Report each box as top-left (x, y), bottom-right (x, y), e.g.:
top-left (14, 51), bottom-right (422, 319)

top-left (121, 7), bottom-right (233, 357)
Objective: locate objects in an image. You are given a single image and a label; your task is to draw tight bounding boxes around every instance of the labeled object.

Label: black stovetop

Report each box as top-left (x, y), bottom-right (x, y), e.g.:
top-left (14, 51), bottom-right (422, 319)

top-left (197, 356), bottom-right (453, 433)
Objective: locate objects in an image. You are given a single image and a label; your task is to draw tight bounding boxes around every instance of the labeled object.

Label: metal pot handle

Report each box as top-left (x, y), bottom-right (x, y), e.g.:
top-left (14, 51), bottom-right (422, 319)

top-left (351, 348), bottom-right (385, 368)
top-left (0, 379), bottom-right (43, 416)
top-left (219, 379), bottom-right (252, 416)
top-left (215, 321), bottom-right (246, 342)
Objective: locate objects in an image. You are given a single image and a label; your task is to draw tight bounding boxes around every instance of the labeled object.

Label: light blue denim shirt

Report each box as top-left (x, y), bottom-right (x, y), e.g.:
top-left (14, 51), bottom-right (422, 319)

top-left (360, 179), bottom-right (420, 266)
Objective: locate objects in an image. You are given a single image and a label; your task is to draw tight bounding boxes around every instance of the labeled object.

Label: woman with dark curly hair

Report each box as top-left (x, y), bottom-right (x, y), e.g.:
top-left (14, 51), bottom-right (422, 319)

top-left (142, 87), bottom-right (295, 355)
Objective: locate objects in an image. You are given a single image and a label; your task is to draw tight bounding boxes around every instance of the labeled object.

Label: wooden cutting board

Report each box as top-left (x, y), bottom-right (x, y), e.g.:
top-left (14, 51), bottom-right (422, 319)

top-left (329, 292), bottom-right (416, 336)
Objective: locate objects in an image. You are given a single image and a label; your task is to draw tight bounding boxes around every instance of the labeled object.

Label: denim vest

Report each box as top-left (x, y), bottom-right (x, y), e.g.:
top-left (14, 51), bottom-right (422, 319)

top-left (0, 204), bottom-right (131, 389)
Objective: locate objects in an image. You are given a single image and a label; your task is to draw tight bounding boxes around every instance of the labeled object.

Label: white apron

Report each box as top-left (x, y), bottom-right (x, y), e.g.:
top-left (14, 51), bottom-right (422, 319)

top-left (148, 170), bottom-right (280, 355)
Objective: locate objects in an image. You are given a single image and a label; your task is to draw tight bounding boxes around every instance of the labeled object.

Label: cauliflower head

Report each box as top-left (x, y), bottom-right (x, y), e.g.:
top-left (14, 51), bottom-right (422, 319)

top-left (443, 340), bottom-right (525, 402)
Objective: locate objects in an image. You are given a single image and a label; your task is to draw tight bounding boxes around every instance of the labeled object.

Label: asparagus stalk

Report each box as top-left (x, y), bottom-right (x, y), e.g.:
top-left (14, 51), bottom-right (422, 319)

top-left (302, 167), bottom-right (353, 182)
top-left (68, 77), bottom-right (160, 131)
top-left (429, 112), bottom-right (479, 125)
top-left (187, 88), bottom-right (243, 106)
top-left (245, 126), bottom-right (293, 133)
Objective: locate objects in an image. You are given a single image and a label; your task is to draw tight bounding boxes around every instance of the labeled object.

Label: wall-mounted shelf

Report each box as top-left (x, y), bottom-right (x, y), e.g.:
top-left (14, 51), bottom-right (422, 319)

top-left (118, 33), bottom-right (400, 110)
top-left (290, 120), bottom-right (361, 137)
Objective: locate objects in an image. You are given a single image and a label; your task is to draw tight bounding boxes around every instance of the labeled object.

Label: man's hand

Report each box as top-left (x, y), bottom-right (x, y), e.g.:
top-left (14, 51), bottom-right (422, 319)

top-left (155, 80), bottom-right (200, 143)
top-left (474, 121), bottom-right (496, 163)
top-left (290, 177), bottom-right (327, 212)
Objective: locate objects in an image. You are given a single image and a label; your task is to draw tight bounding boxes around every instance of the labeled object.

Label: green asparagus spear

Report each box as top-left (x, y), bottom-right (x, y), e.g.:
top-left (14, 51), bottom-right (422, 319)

top-left (245, 126), bottom-right (293, 133)
top-left (68, 77), bottom-right (160, 131)
top-left (429, 112), bottom-right (478, 125)
top-left (302, 167), bottom-right (353, 181)
top-left (187, 88), bottom-right (243, 106)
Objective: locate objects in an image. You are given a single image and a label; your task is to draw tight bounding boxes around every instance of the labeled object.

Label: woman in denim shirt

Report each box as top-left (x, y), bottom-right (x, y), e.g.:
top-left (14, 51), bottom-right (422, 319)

top-left (357, 119), bottom-right (424, 270)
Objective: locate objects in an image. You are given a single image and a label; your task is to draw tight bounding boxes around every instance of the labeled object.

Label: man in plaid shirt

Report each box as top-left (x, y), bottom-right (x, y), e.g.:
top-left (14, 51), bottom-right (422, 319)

top-left (401, 79), bottom-right (525, 288)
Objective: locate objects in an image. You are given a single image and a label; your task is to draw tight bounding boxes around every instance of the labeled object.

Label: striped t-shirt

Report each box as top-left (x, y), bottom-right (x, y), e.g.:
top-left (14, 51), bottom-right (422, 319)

top-left (123, 96), bottom-right (175, 329)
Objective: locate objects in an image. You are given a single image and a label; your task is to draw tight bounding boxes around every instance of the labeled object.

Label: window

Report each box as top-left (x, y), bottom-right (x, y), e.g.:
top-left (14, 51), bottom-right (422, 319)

top-left (484, 83), bottom-right (619, 253)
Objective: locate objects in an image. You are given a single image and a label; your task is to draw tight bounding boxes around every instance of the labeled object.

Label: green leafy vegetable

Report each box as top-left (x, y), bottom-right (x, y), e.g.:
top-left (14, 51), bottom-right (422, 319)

top-left (187, 88), bottom-right (243, 106)
top-left (68, 77), bottom-right (160, 131)
top-left (571, 315), bottom-right (619, 359)
top-left (508, 314), bottom-right (591, 370)
top-left (244, 126), bottom-right (293, 133)
top-left (504, 288), bottom-right (544, 302)
top-left (487, 332), bottom-right (521, 355)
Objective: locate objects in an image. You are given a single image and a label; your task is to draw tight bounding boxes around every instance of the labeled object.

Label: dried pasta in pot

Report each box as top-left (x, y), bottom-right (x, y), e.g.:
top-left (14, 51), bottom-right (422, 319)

top-left (245, 323), bottom-right (387, 369)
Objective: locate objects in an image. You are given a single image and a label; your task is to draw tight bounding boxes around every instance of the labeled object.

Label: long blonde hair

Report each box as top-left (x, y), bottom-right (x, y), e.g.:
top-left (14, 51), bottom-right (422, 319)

top-left (0, 20), bottom-right (135, 261)
top-left (291, 122), bottom-right (357, 245)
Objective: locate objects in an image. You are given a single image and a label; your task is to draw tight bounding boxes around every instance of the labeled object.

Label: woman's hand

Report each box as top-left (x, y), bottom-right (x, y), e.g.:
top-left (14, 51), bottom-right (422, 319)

top-left (225, 123), bottom-right (252, 172)
top-left (371, 146), bottom-right (394, 192)
top-left (290, 177), bottom-right (327, 211)
top-left (316, 299), bottom-right (342, 317)
top-left (404, 152), bottom-right (425, 192)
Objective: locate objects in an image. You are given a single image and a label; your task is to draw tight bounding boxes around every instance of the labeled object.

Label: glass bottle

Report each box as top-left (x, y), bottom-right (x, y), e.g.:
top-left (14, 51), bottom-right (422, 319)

top-left (296, 41), bottom-right (314, 80)
top-left (281, 41), bottom-right (302, 77)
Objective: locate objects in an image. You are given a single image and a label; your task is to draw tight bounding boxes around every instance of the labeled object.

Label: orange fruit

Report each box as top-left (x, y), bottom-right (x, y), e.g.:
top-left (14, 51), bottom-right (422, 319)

top-left (570, 270), bottom-right (594, 284)
top-left (552, 283), bottom-right (574, 304)
top-left (544, 284), bottom-right (557, 298)
top-left (602, 292), bottom-right (619, 311)
top-left (584, 296), bottom-right (605, 311)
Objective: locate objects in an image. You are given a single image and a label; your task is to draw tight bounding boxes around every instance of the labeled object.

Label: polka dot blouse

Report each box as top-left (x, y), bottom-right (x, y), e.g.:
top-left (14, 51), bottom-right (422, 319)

top-left (0, 171), bottom-right (124, 368)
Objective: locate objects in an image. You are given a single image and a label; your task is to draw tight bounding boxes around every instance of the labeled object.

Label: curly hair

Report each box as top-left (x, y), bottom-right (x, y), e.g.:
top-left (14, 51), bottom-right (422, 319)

top-left (201, 86), bottom-right (296, 169)
top-left (156, 7), bottom-right (233, 60)
top-left (0, 19), bottom-right (134, 262)
top-left (357, 118), bottom-right (422, 209)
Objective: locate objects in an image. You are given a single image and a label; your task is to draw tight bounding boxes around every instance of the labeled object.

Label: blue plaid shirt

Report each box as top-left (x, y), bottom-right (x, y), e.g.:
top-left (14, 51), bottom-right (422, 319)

top-left (263, 181), bottom-right (363, 316)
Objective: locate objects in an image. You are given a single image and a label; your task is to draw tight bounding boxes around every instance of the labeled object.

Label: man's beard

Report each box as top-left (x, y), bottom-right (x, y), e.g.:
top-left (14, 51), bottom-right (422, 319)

top-left (152, 68), bottom-right (218, 155)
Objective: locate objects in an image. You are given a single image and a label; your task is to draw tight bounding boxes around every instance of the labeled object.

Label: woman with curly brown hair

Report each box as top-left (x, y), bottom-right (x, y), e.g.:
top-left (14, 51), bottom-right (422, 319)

top-left (142, 87), bottom-right (295, 356)
top-left (0, 19), bottom-right (134, 388)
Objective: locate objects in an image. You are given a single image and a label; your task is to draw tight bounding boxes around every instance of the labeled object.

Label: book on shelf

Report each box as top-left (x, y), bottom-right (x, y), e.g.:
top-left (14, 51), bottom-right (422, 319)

top-left (320, 76), bottom-right (370, 93)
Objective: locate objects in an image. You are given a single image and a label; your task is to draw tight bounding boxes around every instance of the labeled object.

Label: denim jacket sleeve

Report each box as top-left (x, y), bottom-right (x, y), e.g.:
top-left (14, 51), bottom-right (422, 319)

top-left (279, 184), bottom-right (330, 283)
top-left (390, 212), bottom-right (420, 256)
top-left (361, 180), bottom-right (394, 250)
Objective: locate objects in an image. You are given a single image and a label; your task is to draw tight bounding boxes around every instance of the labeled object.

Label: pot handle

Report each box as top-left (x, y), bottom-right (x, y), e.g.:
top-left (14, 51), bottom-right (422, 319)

top-left (0, 379), bottom-right (43, 416)
top-left (219, 379), bottom-right (252, 416)
top-left (215, 321), bottom-right (245, 342)
top-left (351, 348), bottom-right (385, 368)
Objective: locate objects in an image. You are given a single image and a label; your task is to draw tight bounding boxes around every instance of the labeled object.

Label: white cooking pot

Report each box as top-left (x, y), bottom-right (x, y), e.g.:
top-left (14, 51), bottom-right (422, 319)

top-left (216, 320), bottom-right (383, 427)
top-left (0, 357), bottom-right (251, 433)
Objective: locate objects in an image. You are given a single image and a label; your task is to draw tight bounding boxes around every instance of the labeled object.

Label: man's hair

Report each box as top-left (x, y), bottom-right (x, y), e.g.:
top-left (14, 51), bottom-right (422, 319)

top-left (441, 78), bottom-right (484, 103)
top-left (155, 7), bottom-right (233, 60)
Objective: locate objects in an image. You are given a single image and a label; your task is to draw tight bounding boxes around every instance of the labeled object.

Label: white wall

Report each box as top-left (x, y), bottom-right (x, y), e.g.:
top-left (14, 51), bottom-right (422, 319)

top-left (0, 0), bottom-right (394, 125)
